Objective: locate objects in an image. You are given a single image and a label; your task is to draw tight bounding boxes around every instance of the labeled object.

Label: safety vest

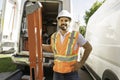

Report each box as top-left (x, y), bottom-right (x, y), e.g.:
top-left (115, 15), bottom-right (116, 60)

top-left (51, 31), bottom-right (79, 73)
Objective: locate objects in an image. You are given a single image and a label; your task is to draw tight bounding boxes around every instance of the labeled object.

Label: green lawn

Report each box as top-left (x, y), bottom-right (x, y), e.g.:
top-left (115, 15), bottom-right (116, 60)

top-left (0, 57), bottom-right (17, 72)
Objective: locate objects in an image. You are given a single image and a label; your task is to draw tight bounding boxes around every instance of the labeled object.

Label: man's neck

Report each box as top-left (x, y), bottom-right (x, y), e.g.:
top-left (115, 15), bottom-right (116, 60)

top-left (60, 30), bottom-right (68, 36)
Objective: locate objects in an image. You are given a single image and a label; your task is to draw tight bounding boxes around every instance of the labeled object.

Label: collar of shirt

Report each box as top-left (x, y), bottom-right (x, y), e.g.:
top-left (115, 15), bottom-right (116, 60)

top-left (58, 30), bottom-right (70, 43)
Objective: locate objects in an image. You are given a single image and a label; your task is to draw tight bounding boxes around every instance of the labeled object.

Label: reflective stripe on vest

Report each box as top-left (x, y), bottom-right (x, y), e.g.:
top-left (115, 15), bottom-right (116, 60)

top-left (66, 31), bottom-right (76, 55)
top-left (52, 32), bottom-right (58, 54)
top-left (54, 54), bottom-right (78, 62)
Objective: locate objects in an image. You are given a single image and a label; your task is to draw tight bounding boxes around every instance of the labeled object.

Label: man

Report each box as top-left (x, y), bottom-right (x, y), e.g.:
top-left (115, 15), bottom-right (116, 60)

top-left (42, 10), bottom-right (92, 80)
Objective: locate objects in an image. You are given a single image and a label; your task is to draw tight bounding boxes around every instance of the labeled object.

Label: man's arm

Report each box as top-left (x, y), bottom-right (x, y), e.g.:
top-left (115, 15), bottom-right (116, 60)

top-left (42, 44), bottom-right (53, 53)
top-left (72, 41), bottom-right (92, 71)
top-left (79, 41), bottom-right (92, 66)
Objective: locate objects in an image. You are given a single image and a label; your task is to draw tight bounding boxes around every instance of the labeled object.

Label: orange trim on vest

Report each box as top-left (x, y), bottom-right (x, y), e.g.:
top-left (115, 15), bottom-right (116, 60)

top-left (53, 61), bottom-right (77, 73)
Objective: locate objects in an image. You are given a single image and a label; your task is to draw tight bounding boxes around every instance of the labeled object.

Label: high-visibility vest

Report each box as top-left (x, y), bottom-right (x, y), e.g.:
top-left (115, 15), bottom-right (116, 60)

top-left (51, 31), bottom-right (79, 73)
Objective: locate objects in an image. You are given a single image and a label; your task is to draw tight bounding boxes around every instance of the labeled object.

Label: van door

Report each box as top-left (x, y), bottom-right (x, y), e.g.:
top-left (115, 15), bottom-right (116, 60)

top-left (12, 0), bottom-right (62, 68)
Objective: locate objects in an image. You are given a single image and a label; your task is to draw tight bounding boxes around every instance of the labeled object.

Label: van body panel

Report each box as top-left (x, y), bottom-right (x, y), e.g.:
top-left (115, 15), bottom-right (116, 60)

top-left (86, 0), bottom-right (120, 79)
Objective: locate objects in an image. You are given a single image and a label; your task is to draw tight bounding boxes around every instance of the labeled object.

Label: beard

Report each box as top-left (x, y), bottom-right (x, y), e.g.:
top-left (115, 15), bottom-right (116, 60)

top-left (59, 24), bottom-right (68, 31)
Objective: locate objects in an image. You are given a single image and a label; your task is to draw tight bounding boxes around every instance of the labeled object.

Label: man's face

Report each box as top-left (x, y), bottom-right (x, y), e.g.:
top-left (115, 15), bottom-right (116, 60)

top-left (57, 17), bottom-right (71, 31)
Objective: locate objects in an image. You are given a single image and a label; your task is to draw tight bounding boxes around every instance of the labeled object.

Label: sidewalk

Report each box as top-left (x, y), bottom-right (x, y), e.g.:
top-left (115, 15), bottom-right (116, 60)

top-left (0, 72), bottom-right (12, 80)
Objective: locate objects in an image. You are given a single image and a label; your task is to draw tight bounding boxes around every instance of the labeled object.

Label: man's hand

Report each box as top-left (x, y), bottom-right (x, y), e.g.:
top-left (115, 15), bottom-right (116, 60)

top-left (42, 44), bottom-right (53, 52)
top-left (71, 62), bottom-right (83, 71)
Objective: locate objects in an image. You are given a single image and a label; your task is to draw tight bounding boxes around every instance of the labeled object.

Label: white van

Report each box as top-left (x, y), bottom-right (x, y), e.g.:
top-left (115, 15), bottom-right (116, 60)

top-left (85, 0), bottom-right (120, 80)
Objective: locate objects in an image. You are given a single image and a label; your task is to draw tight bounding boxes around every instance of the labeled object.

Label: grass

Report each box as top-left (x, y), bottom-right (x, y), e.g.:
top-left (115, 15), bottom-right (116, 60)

top-left (0, 56), bottom-right (17, 72)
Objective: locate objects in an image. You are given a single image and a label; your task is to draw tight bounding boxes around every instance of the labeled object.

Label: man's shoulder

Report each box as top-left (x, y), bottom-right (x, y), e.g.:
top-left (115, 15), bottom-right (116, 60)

top-left (71, 31), bottom-right (80, 35)
top-left (51, 31), bottom-right (58, 38)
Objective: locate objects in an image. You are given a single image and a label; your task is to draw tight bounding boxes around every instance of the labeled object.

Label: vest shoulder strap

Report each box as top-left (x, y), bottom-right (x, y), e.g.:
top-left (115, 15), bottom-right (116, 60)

top-left (66, 31), bottom-right (78, 55)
